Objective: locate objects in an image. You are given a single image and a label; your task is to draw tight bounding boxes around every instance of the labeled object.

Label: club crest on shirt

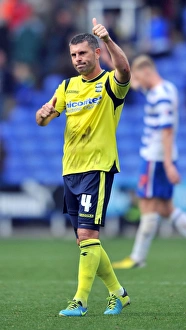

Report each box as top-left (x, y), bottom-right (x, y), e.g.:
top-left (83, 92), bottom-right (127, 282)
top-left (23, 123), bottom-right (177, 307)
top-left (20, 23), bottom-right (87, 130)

top-left (95, 82), bottom-right (103, 93)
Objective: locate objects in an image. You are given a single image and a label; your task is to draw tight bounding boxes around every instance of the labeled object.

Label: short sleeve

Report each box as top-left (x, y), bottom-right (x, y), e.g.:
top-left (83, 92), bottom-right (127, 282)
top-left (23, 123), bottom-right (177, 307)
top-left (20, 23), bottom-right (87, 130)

top-left (48, 80), bottom-right (66, 114)
top-left (108, 71), bottom-right (130, 99)
top-left (157, 101), bottom-right (174, 128)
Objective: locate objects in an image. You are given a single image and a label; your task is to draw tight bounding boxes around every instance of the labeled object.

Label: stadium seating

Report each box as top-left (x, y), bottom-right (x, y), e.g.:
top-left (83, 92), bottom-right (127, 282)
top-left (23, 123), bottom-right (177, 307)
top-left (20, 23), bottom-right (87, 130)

top-left (1, 45), bottom-right (186, 190)
top-left (0, 45), bottom-right (185, 228)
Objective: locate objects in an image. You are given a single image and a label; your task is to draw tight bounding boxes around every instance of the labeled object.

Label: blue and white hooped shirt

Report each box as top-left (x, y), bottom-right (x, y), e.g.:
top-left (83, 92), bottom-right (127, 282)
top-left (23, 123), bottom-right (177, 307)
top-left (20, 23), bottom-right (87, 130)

top-left (140, 80), bottom-right (178, 161)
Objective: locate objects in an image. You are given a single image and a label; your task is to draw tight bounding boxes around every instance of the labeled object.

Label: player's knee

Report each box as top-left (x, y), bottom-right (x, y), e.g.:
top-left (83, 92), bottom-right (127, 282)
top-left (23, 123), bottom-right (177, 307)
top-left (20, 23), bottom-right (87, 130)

top-left (78, 227), bottom-right (99, 242)
top-left (139, 213), bottom-right (160, 235)
top-left (157, 200), bottom-right (173, 218)
top-left (158, 207), bottom-right (173, 218)
top-left (139, 198), bottom-right (157, 214)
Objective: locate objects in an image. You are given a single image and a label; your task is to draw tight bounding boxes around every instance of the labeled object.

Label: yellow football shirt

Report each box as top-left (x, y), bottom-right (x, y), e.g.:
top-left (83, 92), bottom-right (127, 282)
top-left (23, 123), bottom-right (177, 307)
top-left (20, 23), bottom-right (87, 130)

top-left (50, 70), bottom-right (130, 175)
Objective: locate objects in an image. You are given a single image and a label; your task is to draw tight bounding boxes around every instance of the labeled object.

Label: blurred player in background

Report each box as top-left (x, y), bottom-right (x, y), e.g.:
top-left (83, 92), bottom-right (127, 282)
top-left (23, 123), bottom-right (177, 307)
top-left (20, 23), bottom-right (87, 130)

top-left (36, 18), bottom-right (131, 315)
top-left (113, 55), bottom-right (186, 269)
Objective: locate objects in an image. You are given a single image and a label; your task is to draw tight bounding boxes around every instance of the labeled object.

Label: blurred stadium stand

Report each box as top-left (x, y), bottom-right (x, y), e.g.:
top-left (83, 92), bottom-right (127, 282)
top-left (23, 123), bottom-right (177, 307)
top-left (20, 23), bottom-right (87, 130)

top-left (1, 44), bottom-right (186, 235)
top-left (0, 0), bottom-right (186, 236)
top-left (2, 43), bottom-right (186, 187)
top-left (1, 45), bottom-right (186, 234)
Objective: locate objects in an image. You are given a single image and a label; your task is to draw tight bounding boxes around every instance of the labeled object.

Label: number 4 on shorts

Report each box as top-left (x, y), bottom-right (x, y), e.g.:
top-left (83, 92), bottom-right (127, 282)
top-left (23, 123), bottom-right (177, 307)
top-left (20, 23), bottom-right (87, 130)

top-left (81, 194), bottom-right (92, 212)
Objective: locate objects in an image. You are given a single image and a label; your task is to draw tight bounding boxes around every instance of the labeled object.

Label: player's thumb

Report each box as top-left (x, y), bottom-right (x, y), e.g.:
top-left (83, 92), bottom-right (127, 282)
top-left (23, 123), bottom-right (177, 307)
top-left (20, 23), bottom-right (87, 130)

top-left (92, 17), bottom-right (97, 27)
top-left (52, 96), bottom-right (57, 108)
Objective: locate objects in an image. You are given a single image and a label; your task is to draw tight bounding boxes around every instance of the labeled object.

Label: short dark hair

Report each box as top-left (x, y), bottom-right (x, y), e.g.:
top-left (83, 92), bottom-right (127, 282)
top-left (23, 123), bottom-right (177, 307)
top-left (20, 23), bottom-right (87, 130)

top-left (69, 33), bottom-right (99, 50)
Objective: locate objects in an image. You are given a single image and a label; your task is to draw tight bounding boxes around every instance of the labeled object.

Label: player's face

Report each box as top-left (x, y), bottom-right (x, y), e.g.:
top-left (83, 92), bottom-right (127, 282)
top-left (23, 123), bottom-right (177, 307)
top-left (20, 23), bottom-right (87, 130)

top-left (70, 41), bottom-right (99, 76)
top-left (132, 68), bottom-right (150, 89)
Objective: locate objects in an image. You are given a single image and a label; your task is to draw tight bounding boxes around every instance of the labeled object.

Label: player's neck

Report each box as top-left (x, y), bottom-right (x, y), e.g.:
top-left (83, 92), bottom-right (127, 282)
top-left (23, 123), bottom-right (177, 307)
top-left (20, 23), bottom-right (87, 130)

top-left (82, 67), bottom-right (103, 81)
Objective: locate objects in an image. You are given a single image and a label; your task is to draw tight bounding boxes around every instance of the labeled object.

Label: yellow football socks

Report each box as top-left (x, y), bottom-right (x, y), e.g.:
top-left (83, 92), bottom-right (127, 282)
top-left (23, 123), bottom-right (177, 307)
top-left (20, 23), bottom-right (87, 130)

top-left (73, 239), bottom-right (101, 307)
top-left (97, 246), bottom-right (123, 296)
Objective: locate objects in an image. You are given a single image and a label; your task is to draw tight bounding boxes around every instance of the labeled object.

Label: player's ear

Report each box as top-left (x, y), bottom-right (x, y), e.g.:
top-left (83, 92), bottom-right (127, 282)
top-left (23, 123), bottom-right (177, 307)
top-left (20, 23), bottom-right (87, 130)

top-left (95, 48), bottom-right (101, 59)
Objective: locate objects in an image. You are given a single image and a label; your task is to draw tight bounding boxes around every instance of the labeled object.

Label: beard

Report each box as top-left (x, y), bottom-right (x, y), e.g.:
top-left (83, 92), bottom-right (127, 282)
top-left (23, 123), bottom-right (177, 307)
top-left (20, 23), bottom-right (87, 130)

top-left (74, 61), bottom-right (96, 76)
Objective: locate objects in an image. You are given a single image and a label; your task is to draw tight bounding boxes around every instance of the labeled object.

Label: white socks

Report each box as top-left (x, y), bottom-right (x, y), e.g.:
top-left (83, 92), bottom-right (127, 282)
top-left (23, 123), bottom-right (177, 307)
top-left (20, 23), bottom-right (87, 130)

top-left (110, 287), bottom-right (124, 297)
top-left (131, 213), bottom-right (160, 263)
top-left (129, 208), bottom-right (186, 264)
top-left (170, 208), bottom-right (186, 237)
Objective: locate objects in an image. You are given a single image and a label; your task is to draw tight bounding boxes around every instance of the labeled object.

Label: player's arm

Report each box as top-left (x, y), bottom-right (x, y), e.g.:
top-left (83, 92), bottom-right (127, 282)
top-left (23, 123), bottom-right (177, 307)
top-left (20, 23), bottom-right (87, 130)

top-left (36, 81), bottom-right (66, 126)
top-left (162, 127), bottom-right (180, 184)
top-left (36, 96), bottom-right (59, 126)
top-left (92, 18), bottom-right (130, 84)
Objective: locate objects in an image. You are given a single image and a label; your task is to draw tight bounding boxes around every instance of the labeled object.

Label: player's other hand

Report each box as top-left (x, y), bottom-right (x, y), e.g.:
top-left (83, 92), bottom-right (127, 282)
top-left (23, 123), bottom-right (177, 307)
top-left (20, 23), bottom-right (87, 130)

top-left (40, 97), bottom-right (57, 119)
top-left (164, 163), bottom-right (180, 184)
top-left (92, 18), bottom-right (110, 42)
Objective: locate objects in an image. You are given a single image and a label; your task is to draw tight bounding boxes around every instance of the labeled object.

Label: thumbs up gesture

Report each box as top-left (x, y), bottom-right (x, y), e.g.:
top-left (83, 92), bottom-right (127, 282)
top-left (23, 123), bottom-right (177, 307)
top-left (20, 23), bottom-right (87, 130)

top-left (92, 18), bottom-right (110, 42)
top-left (40, 96), bottom-right (57, 119)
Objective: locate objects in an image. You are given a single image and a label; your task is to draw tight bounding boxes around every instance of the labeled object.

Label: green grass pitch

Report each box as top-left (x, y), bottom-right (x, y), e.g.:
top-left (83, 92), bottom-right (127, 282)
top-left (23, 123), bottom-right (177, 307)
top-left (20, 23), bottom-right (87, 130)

top-left (0, 237), bottom-right (186, 330)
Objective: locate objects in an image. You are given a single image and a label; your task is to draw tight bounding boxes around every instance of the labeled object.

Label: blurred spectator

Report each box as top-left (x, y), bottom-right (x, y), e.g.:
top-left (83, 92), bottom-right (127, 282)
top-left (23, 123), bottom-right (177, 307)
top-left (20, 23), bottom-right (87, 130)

top-left (145, 0), bottom-right (174, 19)
top-left (0, 21), bottom-right (10, 55)
top-left (0, 0), bottom-right (15, 23)
top-left (0, 49), bottom-right (15, 119)
top-left (25, 0), bottom-right (52, 15)
top-left (43, 7), bottom-right (78, 75)
top-left (139, 6), bottom-right (172, 57)
top-left (4, 0), bottom-right (33, 31)
top-left (12, 61), bottom-right (36, 106)
top-left (181, 4), bottom-right (186, 39)
top-left (10, 9), bottom-right (45, 65)
top-left (103, 9), bottom-right (121, 44)
top-left (0, 0), bottom-right (12, 56)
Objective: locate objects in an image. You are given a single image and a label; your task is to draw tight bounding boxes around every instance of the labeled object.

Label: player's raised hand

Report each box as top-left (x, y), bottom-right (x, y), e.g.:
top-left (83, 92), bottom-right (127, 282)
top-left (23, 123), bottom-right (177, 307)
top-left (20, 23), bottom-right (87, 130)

top-left (92, 18), bottom-right (110, 42)
top-left (40, 96), bottom-right (57, 119)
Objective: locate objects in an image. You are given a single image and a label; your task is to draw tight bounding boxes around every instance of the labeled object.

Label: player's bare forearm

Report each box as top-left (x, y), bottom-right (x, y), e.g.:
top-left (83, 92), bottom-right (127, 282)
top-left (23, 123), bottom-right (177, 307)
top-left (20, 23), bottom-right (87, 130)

top-left (162, 127), bottom-right (180, 184)
top-left (36, 96), bottom-right (58, 126)
top-left (103, 38), bottom-right (130, 83)
top-left (36, 108), bottom-right (57, 126)
top-left (92, 17), bottom-right (130, 83)
top-left (162, 127), bottom-right (174, 167)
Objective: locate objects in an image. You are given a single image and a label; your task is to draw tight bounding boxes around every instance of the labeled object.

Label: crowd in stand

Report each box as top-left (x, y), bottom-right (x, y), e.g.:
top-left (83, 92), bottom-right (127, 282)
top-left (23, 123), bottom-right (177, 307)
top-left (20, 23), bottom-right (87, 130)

top-left (0, 0), bottom-right (85, 119)
top-left (0, 0), bottom-right (186, 116)
top-left (0, 0), bottom-right (186, 181)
